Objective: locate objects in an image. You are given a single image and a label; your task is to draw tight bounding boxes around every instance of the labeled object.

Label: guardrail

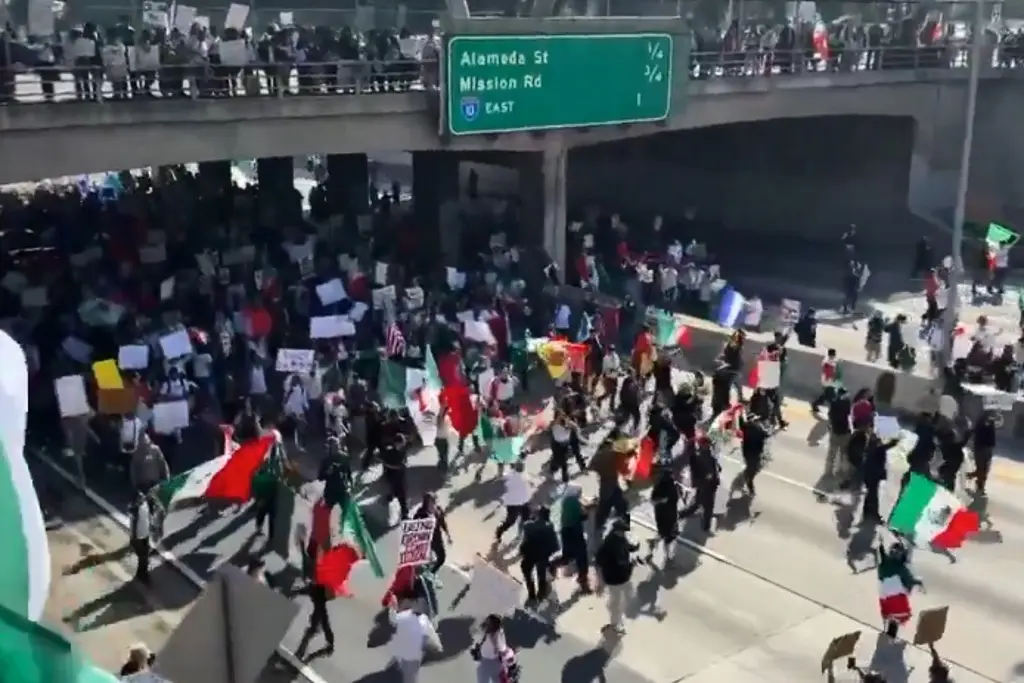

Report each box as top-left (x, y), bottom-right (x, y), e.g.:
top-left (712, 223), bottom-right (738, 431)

top-left (1, 59), bottom-right (439, 103)
top-left (0, 43), bottom-right (1000, 104)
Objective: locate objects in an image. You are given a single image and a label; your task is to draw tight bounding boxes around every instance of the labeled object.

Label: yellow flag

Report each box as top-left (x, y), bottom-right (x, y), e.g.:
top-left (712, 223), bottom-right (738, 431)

top-left (537, 342), bottom-right (569, 380)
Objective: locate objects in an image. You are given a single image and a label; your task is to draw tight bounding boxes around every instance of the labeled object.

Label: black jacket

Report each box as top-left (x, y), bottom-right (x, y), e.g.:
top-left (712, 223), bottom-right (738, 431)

top-left (595, 531), bottom-right (637, 586)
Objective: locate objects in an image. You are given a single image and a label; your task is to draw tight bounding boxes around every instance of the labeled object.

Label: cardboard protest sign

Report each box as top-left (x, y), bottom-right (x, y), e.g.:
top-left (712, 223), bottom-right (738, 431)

top-left (820, 631), bottom-right (861, 672)
top-left (913, 606), bottom-right (949, 645)
top-left (398, 517), bottom-right (436, 567)
top-left (98, 386), bottom-right (137, 415)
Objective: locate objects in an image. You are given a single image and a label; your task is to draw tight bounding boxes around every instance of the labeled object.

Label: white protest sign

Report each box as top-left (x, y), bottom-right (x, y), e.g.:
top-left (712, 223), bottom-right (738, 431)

top-left (152, 400), bottom-right (190, 433)
top-left (173, 3), bottom-right (196, 32)
top-left (159, 329), bottom-right (194, 360)
top-left (160, 277), bottom-right (175, 301)
top-left (316, 278), bottom-right (347, 306)
top-left (279, 10), bottom-right (293, 24)
top-left (276, 348), bottom-right (315, 373)
top-left (781, 298), bottom-right (801, 325)
top-left (28, 0), bottom-right (55, 37)
top-left (446, 267), bottom-right (466, 290)
top-left (398, 517), bottom-right (437, 567)
top-left (375, 261), bottom-right (389, 286)
top-left (224, 2), bottom-right (250, 29)
top-left (873, 414), bottom-right (902, 440)
top-left (55, 375), bottom-right (90, 417)
top-left (310, 316), bottom-right (355, 339)
top-left (349, 302), bottom-right (369, 322)
top-left (756, 360), bottom-right (780, 389)
top-left (77, 298), bottom-right (124, 326)
top-left (118, 344), bottom-right (150, 370)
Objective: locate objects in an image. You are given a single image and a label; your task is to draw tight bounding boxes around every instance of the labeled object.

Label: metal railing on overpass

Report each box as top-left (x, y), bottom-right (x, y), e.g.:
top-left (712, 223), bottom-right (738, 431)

top-left (0, 43), bottom-right (1003, 104)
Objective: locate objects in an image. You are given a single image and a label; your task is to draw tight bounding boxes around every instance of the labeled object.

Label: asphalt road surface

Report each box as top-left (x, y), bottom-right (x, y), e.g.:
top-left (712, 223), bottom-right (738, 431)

top-left (38, 464), bottom-right (305, 682)
top-left (32, 364), bottom-right (1024, 683)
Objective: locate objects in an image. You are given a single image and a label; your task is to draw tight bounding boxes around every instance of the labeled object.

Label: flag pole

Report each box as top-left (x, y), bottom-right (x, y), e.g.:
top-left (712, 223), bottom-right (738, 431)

top-left (938, 0), bottom-right (984, 381)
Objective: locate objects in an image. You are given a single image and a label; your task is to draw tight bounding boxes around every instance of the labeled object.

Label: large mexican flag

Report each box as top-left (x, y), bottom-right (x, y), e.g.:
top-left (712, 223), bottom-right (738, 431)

top-left (0, 330), bottom-right (120, 682)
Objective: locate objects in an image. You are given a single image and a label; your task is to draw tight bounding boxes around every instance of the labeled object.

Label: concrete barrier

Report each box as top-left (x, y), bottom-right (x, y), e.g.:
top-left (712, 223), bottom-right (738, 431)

top-left (552, 285), bottom-right (939, 416)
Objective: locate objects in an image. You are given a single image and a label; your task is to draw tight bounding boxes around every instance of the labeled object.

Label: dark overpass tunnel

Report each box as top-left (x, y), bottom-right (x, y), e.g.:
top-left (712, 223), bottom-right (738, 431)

top-left (567, 115), bottom-right (919, 246)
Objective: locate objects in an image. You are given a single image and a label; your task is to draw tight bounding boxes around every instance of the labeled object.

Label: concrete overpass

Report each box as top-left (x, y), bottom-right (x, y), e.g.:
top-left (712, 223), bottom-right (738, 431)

top-left (0, 67), bottom-right (1004, 186)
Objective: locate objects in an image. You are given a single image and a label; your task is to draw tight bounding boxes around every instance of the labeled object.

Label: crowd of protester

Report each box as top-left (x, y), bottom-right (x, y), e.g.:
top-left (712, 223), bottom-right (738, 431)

top-left (2, 9), bottom-right (1019, 102)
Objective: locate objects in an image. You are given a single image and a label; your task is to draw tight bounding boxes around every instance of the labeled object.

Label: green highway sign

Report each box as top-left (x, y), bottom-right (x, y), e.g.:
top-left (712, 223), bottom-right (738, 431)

top-left (445, 33), bottom-right (674, 136)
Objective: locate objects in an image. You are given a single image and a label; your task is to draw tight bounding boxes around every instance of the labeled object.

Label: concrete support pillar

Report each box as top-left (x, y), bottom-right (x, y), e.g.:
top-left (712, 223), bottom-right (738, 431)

top-left (326, 153), bottom-right (369, 216)
top-left (256, 156), bottom-right (297, 224)
top-left (197, 160), bottom-right (232, 195)
top-left (520, 148), bottom-right (568, 272)
top-left (413, 150), bottom-right (459, 228)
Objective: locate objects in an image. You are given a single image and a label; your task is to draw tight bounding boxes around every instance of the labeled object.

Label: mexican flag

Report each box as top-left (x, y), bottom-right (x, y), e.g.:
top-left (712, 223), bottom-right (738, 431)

top-left (655, 310), bottom-right (691, 348)
top-left (888, 473), bottom-right (980, 549)
top-left (0, 331), bottom-right (120, 683)
top-left (707, 404), bottom-right (744, 446)
top-left (878, 554), bottom-right (915, 623)
top-left (379, 360), bottom-right (438, 445)
top-left (313, 497), bottom-right (385, 597)
top-left (156, 427), bottom-right (275, 509)
top-left (0, 332), bottom-right (49, 624)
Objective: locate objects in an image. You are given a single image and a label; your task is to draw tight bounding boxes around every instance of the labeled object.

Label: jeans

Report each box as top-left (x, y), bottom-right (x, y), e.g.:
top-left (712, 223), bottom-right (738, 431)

top-left (606, 581), bottom-right (634, 627)
top-left (476, 658), bottom-right (503, 683)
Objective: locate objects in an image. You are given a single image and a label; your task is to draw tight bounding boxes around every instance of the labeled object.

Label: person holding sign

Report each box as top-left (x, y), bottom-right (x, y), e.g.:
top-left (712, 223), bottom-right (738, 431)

top-left (412, 494), bottom-right (452, 575)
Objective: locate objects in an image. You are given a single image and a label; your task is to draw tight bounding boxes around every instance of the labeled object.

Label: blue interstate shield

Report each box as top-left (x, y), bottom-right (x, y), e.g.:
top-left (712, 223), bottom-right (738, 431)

top-left (460, 97), bottom-right (480, 121)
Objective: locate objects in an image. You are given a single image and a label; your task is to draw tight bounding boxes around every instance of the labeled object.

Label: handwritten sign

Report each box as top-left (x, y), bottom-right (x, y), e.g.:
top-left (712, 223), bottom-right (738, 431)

top-left (398, 517), bottom-right (436, 567)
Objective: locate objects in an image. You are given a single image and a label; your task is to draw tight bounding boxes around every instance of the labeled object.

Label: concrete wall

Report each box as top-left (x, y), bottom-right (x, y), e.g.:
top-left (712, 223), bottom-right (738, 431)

top-left (0, 68), bottom-right (995, 184)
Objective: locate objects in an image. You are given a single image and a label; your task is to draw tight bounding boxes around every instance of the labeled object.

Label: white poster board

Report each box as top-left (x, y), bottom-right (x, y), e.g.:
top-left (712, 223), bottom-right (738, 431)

top-left (756, 360), bottom-right (780, 389)
top-left (398, 517), bottom-right (437, 567)
top-left (152, 400), bottom-right (190, 433)
top-left (275, 348), bottom-right (315, 373)
top-left (55, 375), bottom-right (90, 417)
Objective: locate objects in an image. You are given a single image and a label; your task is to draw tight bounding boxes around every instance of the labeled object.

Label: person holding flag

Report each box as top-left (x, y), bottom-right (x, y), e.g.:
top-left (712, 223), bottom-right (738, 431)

top-left (812, 348), bottom-right (842, 413)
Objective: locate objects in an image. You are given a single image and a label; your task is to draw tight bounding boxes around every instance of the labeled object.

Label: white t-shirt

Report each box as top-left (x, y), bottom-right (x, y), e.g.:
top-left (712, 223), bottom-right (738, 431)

top-left (551, 424), bottom-right (572, 444)
top-left (477, 631), bottom-right (507, 660)
top-left (502, 471), bottom-right (530, 506)
top-left (121, 416), bottom-right (144, 451)
top-left (390, 609), bottom-right (438, 662)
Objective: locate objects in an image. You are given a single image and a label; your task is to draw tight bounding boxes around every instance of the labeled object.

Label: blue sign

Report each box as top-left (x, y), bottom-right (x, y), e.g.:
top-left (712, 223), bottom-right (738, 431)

top-left (460, 97), bottom-right (480, 122)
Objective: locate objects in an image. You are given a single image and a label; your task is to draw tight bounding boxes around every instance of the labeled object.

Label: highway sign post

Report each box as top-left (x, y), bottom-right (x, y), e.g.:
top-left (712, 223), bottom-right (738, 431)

top-left (444, 33), bottom-right (674, 136)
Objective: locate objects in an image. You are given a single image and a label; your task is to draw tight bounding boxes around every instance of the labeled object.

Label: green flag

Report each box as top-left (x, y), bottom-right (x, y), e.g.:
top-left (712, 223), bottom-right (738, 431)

top-left (424, 347), bottom-right (443, 392)
top-left (491, 436), bottom-right (526, 464)
top-left (475, 412), bottom-right (496, 442)
top-left (377, 360), bottom-right (424, 410)
top-left (986, 222), bottom-right (1020, 246)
